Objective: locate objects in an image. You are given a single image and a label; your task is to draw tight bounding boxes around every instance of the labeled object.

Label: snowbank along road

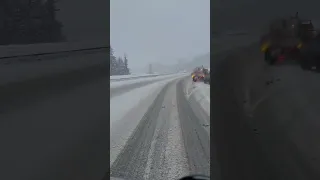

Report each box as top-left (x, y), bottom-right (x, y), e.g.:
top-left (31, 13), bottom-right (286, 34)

top-left (110, 74), bottom-right (160, 82)
top-left (110, 75), bottom-right (211, 180)
top-left (211, 40), bottom-right (320, 180)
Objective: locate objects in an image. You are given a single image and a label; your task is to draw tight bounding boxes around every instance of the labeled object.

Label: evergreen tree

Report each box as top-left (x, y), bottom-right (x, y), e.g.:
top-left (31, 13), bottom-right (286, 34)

top-left (109, 47), bottom-right (131, 75)
top-left (123, 54), bottom-right (130, 75)
top-left (117, 57), bottom-right (125, 75)
top-left (44, 0), bottom-right (65, 42)
top-left (0, 0), bottom-right (65, 45)
top-left (110, 47), bottom-right (118, 75)
top-left (0, 2), bottom-right (8, 45)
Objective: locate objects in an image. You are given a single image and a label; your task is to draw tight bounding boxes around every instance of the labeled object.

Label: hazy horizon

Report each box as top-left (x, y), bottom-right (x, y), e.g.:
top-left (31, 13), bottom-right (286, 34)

top-left (110, 0), bottom-right (210, 70)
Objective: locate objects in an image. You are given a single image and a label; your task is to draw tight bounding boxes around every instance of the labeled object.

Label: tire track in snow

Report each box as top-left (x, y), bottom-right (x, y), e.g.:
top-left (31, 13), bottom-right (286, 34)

top-left (110, 80), bottom-right (176, 179)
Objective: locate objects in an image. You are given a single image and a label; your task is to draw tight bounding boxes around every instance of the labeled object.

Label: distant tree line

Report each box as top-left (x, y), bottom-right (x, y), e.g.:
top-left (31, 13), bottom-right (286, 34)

top-left (0, 0), bottom-right (65, 45)
top-left (110, 47), bottom-right (130, 75)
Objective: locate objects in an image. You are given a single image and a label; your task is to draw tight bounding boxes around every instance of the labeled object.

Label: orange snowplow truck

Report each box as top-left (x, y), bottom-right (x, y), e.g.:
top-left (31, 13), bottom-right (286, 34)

top-left (191, 67), bottom-right (205, 82)
top-left (260, 12), bottom-right (317, 65)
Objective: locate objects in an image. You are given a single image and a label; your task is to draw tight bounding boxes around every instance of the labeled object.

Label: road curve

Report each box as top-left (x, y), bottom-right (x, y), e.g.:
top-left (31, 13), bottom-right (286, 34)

top-left (176, 79), bottom-right (210, 175)
top-left (110, 78), bottom-right (210, 180)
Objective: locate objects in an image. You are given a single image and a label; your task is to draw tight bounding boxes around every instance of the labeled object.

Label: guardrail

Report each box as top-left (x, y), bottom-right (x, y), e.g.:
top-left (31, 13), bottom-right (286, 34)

top-left (0, 46), bottom-right (109, 60)
top-left (0, 40), bottom-right (108, 56)
top-left (0, 42), bottom-right (109, 113)
top-left (0, 42), bottom-right (109, 66)
top-left (0, 43), bottom-right (109, 85)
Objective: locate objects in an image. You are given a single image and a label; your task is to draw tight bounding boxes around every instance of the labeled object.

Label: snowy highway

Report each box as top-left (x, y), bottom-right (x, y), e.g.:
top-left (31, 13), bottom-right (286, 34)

top-left (110, 74), bottom-right (211, 180)
top-left (0, 68), bottom-right (210, 180)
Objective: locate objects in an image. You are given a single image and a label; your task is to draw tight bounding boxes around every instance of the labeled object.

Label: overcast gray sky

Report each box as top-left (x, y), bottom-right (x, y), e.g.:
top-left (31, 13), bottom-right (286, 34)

top-left (110, 0), bottom-right (210, 69)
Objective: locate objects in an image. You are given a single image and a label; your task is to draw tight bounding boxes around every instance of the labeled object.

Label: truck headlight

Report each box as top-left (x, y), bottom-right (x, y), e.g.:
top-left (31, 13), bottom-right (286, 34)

top-left (261, 43), bottom-right (269, 52)
top-left (297, 43), bottom-right (303, 49)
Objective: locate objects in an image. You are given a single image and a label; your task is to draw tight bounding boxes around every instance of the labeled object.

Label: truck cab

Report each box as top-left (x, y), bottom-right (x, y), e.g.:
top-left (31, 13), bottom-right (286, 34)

top-left (261, 13), bottom-right (316, 65)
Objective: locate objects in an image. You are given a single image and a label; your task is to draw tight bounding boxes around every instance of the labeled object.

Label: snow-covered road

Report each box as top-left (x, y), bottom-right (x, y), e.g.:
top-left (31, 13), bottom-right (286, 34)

top-left (110, 75), bottom-right (211, 180)
top-left (110, 74), bottom-right (187, 98)
top-left (0, 69), bottom-right (209, 180)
